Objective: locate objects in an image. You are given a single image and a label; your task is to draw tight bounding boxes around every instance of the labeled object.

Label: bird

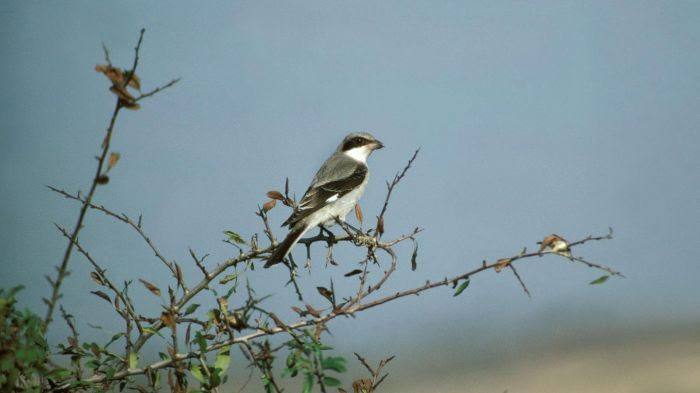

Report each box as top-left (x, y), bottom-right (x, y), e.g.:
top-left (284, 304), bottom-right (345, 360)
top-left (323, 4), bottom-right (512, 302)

top-left (265, 132), bottom-right (384, 267)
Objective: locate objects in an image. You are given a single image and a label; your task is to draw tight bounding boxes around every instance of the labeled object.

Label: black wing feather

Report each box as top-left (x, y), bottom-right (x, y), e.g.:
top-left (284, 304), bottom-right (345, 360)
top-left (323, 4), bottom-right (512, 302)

top-left (283, 166), bottom-right (367, 228)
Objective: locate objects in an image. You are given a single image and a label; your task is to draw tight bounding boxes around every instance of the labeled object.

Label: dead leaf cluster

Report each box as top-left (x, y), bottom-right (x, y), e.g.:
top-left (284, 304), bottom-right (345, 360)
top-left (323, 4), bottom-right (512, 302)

top-left (95, 64), bottom-right (141, 110)
top-left (538, 233), bottom-right (571, 256)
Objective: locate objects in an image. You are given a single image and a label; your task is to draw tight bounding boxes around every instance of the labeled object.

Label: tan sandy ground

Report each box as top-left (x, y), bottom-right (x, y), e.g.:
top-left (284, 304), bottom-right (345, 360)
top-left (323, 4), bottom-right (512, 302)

top-left (396, 330), bottom-right (700, 393)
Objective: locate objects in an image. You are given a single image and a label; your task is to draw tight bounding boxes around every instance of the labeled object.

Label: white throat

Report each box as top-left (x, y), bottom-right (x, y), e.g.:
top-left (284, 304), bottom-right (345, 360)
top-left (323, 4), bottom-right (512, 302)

top-left (344, 145), bottom-right (372, 163)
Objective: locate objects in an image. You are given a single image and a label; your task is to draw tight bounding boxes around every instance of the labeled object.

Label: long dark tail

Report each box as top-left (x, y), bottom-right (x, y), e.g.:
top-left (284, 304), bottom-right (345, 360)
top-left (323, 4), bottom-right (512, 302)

top-left (265, 225), bottom-right (308, 268)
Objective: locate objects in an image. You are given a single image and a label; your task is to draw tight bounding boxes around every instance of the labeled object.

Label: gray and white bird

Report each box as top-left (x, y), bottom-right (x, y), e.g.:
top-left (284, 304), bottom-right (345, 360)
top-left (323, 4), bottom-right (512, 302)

top-left (265, 132), bottom-right (384, 267)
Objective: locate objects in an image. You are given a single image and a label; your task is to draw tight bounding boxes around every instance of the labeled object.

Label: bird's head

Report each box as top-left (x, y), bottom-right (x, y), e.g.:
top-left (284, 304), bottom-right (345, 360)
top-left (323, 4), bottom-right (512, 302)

top-left (338, 132), bottom-right (384, 163)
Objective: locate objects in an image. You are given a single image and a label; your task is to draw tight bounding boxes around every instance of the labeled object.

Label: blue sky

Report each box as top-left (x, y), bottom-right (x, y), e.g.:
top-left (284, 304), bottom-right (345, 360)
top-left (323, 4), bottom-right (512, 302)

top-left (2, 1), bottom-right (699, 389)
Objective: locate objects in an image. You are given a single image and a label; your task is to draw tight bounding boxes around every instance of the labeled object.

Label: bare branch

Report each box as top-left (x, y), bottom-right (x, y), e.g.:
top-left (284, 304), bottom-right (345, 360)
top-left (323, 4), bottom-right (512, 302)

top-left (375, 148), bottom-right (419, 239)
top-left (53, 224), bottom-right (143, 334)
top-left (43, 29), bottom-right (179, 333)
top-left (135, 78), bottom-right (181, 102)
top-left (508, 264), bottom-right (531, 298)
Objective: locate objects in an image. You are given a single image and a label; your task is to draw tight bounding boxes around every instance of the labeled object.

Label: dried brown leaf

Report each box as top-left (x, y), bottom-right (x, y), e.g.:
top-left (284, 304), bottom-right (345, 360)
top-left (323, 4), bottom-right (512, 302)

top-left (269, 313), bottom-right (287, 329)
top-left (377, 216), bottom-right (384, 236)
top-left (126, 72), bottom-right (141, 90)
top-left (160, 311), bottom-right (176, 328)
top-left (539, 234), bottom-right (571, 255)
top-left (352, 379), bottom-right (373, 393)
top-left (97, 64), bottom-right (141, 109)
top-left (95, 64), bottom-right (125, 86)
top-left (185, 323), bottom-right (191, 346)
top-left (109, 85), bottom-right (135, 102)
top-left (91, 290), bottom-right (112, 304)
top-left (263, 199), bottom-right (276, 212)
top-left (494, 258), bottom-right (512, 273)
top-left (174, 262), bottom-right (184, 288)
top-left (538, 234), bottom-right (555, 252)
top-left (344, 269), bottom-right (363, 277)
top-left (90, 271), bottom-right (105, 286)
top-left (316, 286), bottom-right (334, 304)
top-left (411, 241), bottom-right (418, 271)
top-left (291, 306), bottom-right (305, 316)
top-left (305, 304), bottom-right (321, 318)
top-left (354, 204), bottom-right (363, 224)
top-left (217, 297), bottom-right (229, 312)
top-left (90, 342), bottom-right (100, 357)
top-left (227, 311), bottom-right (247, 331)
top-left (138, 278), bottom-right (161, 296)
top-left (107, 152), bottom-right (121, 171)
top-left (120, 100), bottom-right (141, 110)
top-left (167, 345), bottom-right (176, 359)
top-left (266, 190), bottom-right (284, 201)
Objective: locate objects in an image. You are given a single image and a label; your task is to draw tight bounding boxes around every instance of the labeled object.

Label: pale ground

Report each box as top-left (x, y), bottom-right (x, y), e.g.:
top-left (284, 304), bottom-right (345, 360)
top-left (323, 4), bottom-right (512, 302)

top-left (395, 327), bottom-right (700, 393)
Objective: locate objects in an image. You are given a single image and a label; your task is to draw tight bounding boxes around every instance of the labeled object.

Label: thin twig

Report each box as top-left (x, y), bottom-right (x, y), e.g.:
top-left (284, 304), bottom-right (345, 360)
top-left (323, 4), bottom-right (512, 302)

top-left (64, 230), bottom-right (617, 386)
top-left (47, 186), bottom-right (177, 276)
top-left (508, 264), bottom-right (531, 298)
top-left (375, 148), bottom-right (419, 240)
top-left (53, 224), bottom-right (143, 334)
top-left (135, 78), bottom-right (180, 101)
top-left (43, 79), bottom-right (122, 334)
top-left (43, 29), bottom-right (179, 333)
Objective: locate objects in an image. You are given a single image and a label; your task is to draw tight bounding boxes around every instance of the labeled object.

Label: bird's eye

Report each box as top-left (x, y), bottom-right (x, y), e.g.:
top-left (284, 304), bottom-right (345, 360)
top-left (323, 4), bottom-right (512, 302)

top-left (355, 137), bottom-right (364, 144)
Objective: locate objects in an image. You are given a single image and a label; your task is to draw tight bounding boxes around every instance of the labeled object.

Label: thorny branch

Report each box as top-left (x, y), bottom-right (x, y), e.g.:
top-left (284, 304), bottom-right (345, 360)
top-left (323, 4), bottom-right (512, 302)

top-left (42, 29), bottom-right (163, 333)
top-left (353, 352), bottom-right (395, 392)
top-left (41, 30), bottom-right (621, 393)
top-left (375, 148), bottom-right (419, 240)
top-left (49, 146), bottom-right (621, 391)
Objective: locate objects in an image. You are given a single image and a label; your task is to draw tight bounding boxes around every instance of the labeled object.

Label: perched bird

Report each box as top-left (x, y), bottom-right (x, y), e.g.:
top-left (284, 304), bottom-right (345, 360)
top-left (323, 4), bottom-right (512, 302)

top-left (265, 132), bottom-right (384, 267)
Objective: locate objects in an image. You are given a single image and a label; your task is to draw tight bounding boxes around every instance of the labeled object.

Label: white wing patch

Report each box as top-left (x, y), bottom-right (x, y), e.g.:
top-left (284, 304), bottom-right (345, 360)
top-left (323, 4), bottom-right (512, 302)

top-left (325, 194), bottom-right (339, 203)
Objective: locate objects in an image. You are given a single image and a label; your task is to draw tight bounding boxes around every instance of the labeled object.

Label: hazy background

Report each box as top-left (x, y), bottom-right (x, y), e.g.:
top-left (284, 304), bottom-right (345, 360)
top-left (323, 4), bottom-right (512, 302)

top-left (2, 1), bottom-right (699, 391)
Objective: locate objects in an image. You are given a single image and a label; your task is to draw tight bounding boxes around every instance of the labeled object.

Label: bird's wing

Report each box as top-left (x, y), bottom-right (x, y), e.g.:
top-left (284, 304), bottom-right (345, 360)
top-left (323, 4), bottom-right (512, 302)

top-left (283, 155), bottom-right (367, 228)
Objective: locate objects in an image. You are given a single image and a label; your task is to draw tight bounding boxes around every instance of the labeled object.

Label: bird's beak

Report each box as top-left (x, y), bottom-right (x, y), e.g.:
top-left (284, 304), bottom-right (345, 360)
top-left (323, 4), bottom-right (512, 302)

top-left (373, 140), bottom-right (385, 150)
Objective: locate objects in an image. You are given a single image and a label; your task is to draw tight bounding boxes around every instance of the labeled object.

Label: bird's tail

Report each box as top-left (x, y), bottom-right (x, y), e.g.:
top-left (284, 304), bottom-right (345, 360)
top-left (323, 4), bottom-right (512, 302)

top-left (265, 225), bottom-right (308, 268)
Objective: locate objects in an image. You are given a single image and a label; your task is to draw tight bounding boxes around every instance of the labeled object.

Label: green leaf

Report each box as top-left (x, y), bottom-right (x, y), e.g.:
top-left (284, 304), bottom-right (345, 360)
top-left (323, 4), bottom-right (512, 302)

top-left (190, 365), bottom-right (205, 383)
top-left (128, 352), bottom-right (138, 369)
top-left (589, 275), bottom-right (610, 285)
top-left (153, 368), bottom-right (161, 389)
top-left (209, 373), bottom-right (222, 388)
top-left (85, 359), bottom-right (100, 369)
top-left (142, 327), bottom-right (166, 339)
top-left (219, 274), bottom-right (238, 284)
top-left (214, 346), bottom-right (231, 377)
top-left (6, 285), bottom-right (25, 298)
top-left (195, 332), bottom-right (207, 353)
top-left (321, 356), bottom-right (347, 373)
top-left (453, 279), bottom-right (470, 297)
top-left (223, 230), bottom-right (247, 245)
top-left (224, 283), bottom-right (238, 299)
top-left (302, 373), bottom-right (314, 393)
top-left (47, 368), bottom-right (72, 381)
top-left (323, 376), bottom-right (342, 387)
top-left (184, 303), bottom-right (200, 315)
top-left (105, 333), bottom-right (124, 348)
